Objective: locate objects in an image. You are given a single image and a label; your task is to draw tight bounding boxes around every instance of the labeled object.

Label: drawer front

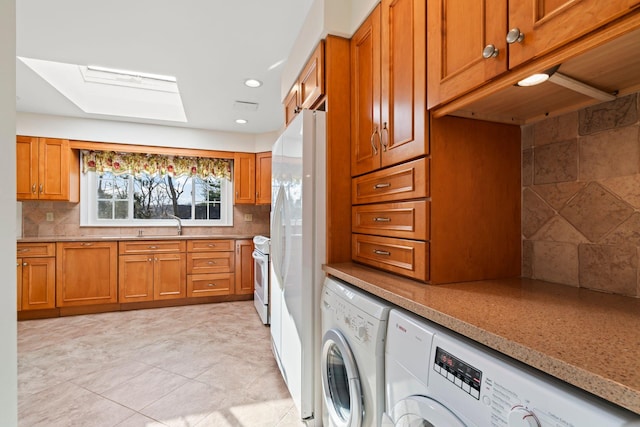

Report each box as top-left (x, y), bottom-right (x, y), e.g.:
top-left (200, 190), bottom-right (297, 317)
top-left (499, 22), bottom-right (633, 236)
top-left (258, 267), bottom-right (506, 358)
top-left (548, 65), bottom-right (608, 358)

top-left (352, 157), bottom-right (429, 205)
top-left (17, 242), bottom-right (55, 257)
top-left (119, 240), bottom-right (186, 255)
top-left (187, 252), bottom-right (234, 274)
top-left (187, 239), bottom-right (235, 252)
top-left (352, 234), bottom-right (428, 281)
top-left (187, 273), bottom-right (234, 297)
top-left (352, 200), bottom-right (429, 240)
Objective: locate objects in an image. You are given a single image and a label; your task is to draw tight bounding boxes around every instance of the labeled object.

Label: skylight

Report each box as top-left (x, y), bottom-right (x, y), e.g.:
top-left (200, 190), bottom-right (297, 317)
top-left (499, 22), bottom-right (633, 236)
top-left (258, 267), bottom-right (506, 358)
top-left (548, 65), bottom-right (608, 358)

top-left (17, 57), bottom-right (187, 123)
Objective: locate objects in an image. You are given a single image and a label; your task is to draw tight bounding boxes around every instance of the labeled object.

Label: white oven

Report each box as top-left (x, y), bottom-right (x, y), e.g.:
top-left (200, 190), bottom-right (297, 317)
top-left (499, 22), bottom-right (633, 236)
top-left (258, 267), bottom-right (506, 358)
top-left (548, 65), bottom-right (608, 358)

top-left (252, 235), bottom-right (270, 324)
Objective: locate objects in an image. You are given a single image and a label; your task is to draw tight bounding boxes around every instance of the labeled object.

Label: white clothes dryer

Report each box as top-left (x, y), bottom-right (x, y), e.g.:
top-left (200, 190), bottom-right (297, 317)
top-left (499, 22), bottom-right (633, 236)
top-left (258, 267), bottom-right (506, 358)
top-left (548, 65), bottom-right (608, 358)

top-left (383, 309), bottom-right (640, 427)
top-left (321, 277), bottom-right (391, 427)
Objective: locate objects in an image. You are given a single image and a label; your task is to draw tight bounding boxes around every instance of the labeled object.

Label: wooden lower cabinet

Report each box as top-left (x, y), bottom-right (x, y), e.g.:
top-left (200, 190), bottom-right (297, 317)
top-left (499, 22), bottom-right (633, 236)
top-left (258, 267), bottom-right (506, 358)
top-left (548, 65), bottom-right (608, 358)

top-left (187, 273), bottom-right (234, 297)
top-left (17, 260), bottom-right (22, 311)
top-left (56, 242), bottom-right (118, 307)
top-left (19, 256), bottom-right (56, 310)
top-left (118, 241), bottom-right (186, 303)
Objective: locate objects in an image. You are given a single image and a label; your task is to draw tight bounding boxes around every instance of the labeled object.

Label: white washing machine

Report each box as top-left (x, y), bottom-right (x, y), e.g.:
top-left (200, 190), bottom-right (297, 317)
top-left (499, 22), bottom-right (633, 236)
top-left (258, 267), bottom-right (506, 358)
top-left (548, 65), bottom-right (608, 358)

top-left (321, 277), bottom-right (391, 427)
top-left (383, 308), bottom-right (640, 427)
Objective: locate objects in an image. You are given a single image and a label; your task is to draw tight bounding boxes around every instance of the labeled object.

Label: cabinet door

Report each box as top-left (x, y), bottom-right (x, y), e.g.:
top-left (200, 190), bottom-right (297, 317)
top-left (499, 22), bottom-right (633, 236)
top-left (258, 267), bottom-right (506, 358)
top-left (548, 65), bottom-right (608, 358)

top-left (284, 84), bottom-right (300, 127)
top-left (255, 151), bottom-right (272, 205)
top-left (508, 0), bottom-right (640, 68)
top-left (39, 138), bottom-right (71, 201)
top-left (380, 0), bottom-right (428, 167)
top-left (351, 5), bottom-right (382, 177)
top-left (234, 152), bottom-right (256, 204)
top-left (427, 0), bottom-right (507, 108)
top-left (119, 255), bottom-right (155, 302)
top-left (299, 40), bottom-right (325, 110)
top-left (154, 253), bottom-right (186, 300)
top-left (56, 242), bottom-right (118, 307)
top-left (16, 136), bottom-right (38, 200)
top-left (21, 257), bottom-right (56, 310)
top-left (235, 239), bottom-right (254, 295)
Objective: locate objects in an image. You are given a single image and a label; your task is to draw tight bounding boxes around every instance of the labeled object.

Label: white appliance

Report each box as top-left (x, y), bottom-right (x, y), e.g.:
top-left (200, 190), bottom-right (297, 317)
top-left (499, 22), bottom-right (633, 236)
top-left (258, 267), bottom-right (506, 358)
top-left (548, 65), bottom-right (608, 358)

top-left (252, 235), bottom-right (270, 325)
top-left (383, 308), bottom-right (640, 427)
top-left (321, 277), bottom-right (391, 427)
top-left (270, 109), bottom-right (326, 425)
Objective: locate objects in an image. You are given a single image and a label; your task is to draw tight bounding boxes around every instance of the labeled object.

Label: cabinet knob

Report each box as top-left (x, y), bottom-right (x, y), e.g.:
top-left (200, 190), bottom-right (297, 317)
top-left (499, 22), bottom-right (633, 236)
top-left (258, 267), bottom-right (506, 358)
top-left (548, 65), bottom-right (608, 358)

top-left (482, 44), bottom-right (499, 59)
top-left (148, 258), bottom-right (153, 262)
top-left (506, 28), bottom-right (525, 44)
top-left (22, 262), bottom-right (28, 266)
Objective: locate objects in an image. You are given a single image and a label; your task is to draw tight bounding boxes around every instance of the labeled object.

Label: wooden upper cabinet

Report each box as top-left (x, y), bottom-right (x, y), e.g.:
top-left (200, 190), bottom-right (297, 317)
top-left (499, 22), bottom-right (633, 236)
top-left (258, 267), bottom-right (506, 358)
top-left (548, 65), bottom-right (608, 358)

top-left (234, 152), bottom-right (256, 204)
top-left (283, 40), bottom-right (326, 127)
top-left (351, 0), bottom-right (427, 177)
top-left (255, 151), bottom-right (272, 205)
top-left (16, 136), bottom-right (79, 202)
top-left (56, 241), bottom-right (118, 307)
top-left (428, 0), bottom-right (640, 107)
top-left (427, 0), bottom-right (507, 108)
top-left (507, 0), bottom-right (640, 68)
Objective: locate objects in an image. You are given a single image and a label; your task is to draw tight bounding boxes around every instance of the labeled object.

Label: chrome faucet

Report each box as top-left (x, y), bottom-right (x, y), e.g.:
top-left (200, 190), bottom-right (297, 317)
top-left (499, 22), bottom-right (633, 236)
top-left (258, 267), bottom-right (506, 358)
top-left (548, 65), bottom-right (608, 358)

top-left (166, 214), bottom-right (182, 236)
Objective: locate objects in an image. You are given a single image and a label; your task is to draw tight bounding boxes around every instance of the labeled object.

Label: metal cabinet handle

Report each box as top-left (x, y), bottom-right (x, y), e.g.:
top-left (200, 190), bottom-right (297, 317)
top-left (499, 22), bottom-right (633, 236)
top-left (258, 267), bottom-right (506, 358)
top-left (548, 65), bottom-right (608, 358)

top-left (148, 246), bottom-right (158, 249)
top-left (81, 242), bottom-right (93, 246)
top-left (207, 244), bottom-right (216, 247)
top-left (373, 217), bottom-right (391, 222)
top-left (207, 261), bottom-right (216, 265)
top-left (207, 283), bottom-right (216, 287)
top-left (506, 28), bottom-right (525, 44)
top-left (381, 122), bottom-right (389, 151)
top-left (39, 184), bottom-right (43, 193)
top-left (370, 126), bottom-right (379, 155)
top-left (31, 184), bottom-right (36, 194)
top-left (373, 249), bottom-right (391, 256)
top-left (18, 248), bottom-right (30, 252)
top-left (373, 183), bottom-right (391, 189)
top-left (482, 44), bottom-right (499, 59)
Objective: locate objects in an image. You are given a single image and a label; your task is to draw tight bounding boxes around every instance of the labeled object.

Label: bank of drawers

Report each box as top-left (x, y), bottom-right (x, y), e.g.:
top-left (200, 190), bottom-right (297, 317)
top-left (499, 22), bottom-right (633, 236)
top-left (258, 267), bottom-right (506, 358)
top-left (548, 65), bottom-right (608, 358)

top-left (351, 158), bottom-right (430, 281)
top-left (186, 239), bottom-right (234, 297)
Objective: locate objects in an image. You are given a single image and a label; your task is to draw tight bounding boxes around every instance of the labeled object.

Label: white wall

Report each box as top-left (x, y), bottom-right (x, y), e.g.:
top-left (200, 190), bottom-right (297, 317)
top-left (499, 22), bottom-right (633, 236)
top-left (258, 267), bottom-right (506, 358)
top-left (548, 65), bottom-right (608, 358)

top-left (1, 0), bottom-right (18, 425)
top-left (17, 112), bottom-right (278, 154)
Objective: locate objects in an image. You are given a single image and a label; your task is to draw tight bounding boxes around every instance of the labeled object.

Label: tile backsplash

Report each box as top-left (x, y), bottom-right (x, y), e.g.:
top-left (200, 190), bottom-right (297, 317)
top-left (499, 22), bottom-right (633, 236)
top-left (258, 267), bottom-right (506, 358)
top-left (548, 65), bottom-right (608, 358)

top-left (21, 202), bottom-right (270, 238)
top-left (522, 92), bottom-right (640, 297)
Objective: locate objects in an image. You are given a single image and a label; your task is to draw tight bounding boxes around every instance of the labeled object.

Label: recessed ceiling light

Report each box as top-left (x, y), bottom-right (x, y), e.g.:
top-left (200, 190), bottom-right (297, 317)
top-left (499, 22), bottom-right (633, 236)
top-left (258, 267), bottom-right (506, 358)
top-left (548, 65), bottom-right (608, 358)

top-left (235, 119), bottom-right (248, 124)
top-left (244, 79), bottom-right (262, 88)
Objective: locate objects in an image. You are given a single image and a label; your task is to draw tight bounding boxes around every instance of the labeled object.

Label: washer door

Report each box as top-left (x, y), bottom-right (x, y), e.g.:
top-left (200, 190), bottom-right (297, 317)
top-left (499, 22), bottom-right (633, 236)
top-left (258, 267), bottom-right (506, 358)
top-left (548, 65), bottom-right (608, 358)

top-left (321, 329), bottom-right (363, 427)
top-left (386, 396), bottom-right (466, 427)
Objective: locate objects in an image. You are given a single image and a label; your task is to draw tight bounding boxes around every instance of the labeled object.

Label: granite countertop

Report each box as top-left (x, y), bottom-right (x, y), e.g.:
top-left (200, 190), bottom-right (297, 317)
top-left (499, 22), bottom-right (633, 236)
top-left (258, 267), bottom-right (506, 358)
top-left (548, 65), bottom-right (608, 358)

top-left (324, 262), bottom-right (640, 415)
top-left (18, 234), bottom-right (259, 243)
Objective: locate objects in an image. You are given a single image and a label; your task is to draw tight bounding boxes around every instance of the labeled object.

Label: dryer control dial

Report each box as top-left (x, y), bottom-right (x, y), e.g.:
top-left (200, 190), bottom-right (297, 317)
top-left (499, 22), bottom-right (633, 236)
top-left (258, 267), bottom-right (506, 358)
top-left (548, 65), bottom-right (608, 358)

top-left (508, 406), bottom-right (540, 427)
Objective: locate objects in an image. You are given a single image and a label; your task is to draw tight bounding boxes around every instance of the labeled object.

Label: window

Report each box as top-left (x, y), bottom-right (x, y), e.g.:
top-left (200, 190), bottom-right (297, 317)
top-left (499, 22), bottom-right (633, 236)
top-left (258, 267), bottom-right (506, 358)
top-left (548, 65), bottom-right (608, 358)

top-left (80, 151), bottom-right (233, 227)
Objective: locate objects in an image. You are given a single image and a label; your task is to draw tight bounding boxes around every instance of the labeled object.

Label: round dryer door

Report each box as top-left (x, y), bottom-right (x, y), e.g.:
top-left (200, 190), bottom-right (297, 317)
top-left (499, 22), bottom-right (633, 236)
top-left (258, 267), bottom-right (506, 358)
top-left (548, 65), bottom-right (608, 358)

top-left (321, 329), bottom-right (363, 427)
top-left (386, 396), bottom-right (466, 427)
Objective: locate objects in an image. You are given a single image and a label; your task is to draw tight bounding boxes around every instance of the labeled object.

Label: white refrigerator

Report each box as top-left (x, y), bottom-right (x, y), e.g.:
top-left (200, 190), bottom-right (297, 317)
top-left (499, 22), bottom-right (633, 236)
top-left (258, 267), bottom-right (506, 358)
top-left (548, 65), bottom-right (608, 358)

top-left (270, 109), bottom-right (326, 425)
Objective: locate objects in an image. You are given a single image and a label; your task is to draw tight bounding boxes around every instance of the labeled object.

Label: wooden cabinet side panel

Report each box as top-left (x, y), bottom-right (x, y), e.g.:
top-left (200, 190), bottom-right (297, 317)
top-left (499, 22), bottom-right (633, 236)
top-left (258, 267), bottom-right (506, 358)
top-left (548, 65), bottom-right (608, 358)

top-left (234, 153), bottom-right (256, 204)
top-left (153, 253), bottom-right (186, 300)
top-left (430, 116), bottom-right (521, 284)
top-left (17, 259), bottom-right (22, 311)
top-left (16, 136), bottom-right (38, 200)
top-left (235, 239), bottom-right (254, 295)
top-left (56, 243), bottom-right (118, 306)
top-left (22, 257), bottom-right (56, 310)
top-left (325, 35), bottom-right (353, 263)
top-left (381, 0), bottom-right (428, 168)
top-left (427, 0), bottom-right (507, 108)
top-left (351, 5), bottom-right (382, 177)
top-left (255, 152), bottom-right (272, 205)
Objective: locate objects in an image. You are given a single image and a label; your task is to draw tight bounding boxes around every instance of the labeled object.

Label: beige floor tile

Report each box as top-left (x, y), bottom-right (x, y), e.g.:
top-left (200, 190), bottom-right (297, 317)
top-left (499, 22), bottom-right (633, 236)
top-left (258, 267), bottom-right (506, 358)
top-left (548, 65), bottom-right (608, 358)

top-left (115, 412), bottom-right (168, 427)
top-left (70, 358), bottom-right (153, 394)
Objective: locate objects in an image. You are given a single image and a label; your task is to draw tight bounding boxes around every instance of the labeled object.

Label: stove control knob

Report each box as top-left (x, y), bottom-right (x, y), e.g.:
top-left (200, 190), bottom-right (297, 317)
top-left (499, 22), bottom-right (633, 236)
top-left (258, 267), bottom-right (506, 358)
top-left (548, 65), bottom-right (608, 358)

top-left (508, 406), bottom-right (540, 427)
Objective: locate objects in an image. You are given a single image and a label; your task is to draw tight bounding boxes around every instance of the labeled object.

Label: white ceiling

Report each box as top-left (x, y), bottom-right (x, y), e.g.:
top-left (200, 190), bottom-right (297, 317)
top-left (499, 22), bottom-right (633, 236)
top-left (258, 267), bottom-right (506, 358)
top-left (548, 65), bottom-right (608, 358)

top-left (16, 0), bottom-right (315, 134)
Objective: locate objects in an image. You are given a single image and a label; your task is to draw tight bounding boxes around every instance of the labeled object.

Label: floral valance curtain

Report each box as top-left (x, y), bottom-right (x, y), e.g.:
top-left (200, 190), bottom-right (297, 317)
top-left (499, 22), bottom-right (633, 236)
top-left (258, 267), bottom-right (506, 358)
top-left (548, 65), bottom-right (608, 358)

top-left (81, 150), bottom-right (231, 180)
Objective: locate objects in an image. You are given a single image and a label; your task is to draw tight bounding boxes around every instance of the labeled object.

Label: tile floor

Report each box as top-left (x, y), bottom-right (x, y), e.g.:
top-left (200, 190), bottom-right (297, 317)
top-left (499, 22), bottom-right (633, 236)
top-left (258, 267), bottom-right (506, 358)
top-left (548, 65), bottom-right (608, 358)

top-left (18, 301), bottom-right (305, 427)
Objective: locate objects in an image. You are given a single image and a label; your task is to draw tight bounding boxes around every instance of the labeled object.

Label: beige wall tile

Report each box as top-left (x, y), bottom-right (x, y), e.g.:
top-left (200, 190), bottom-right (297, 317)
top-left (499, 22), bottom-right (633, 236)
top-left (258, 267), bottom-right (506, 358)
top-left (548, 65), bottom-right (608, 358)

top-left (531, 215), bottom-right (588, 243)
top-left (578, 93), bottom-right (638, 135)
top-left (533, 111), bottom-right (578, 146)
top-left (579, 126), bottom-right (640, 181)
top-left (602, 174), bottom-right (640, 209)
top-left (559, 182), bottom-right (633, 243)
top-left (522, 188), bottom-right (555, 238)
top-left (602, 213), bottom-right (640, 246)
top-left (532, 182), bottom-right (585, 211)
top-left (522, 240), bottom-right (533, 277)
top-left (533, 139), bottom-right (578, 184)
top-left (533, 241), bottom-right (579, 287)
top-left (579, 244), bottom-right (638, 296)
top-left (522, 148), bottom-right (533, 187)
